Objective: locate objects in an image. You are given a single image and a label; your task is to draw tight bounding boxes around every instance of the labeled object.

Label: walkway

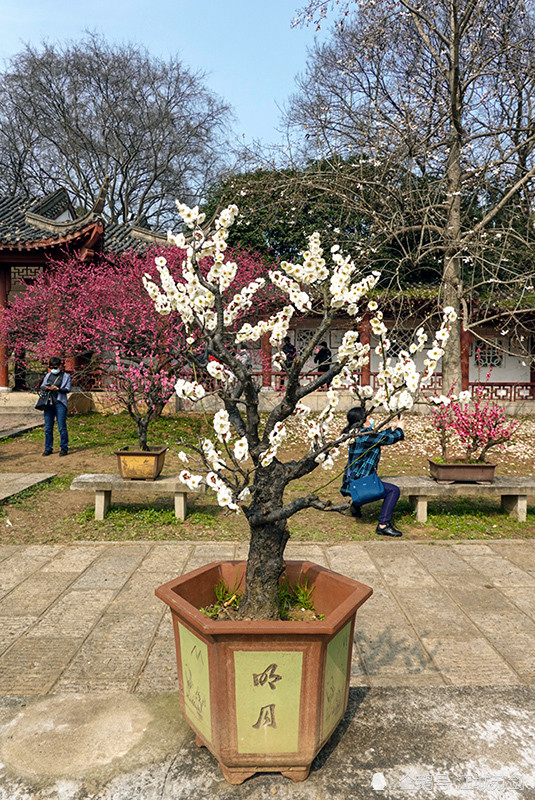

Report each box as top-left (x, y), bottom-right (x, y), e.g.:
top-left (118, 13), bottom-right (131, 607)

top-left (0, 540), bottom-right (534, 798)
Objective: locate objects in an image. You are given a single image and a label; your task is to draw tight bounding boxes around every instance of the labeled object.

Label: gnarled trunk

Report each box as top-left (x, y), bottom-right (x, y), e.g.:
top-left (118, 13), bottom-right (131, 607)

top-left (240, 518), bottom-right (290, 620)
top-left (239, 461), bottom-right (290, 620)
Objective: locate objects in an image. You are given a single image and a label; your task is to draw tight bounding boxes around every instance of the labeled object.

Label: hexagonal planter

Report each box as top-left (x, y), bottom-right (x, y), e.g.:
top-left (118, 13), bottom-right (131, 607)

top-left (155, 560), bottom-right (372, 784)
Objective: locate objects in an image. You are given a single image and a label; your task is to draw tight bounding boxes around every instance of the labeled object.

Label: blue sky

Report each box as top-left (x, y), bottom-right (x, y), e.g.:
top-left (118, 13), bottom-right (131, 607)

top-left (0, 0), bottom-right (326, 145)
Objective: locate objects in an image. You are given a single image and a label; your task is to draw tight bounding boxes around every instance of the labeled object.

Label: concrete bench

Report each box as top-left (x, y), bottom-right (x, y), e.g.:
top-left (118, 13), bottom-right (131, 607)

top-left (386, 475), bottom-right (535, 523)
top-left (70, 473), bottom-right (202, 521)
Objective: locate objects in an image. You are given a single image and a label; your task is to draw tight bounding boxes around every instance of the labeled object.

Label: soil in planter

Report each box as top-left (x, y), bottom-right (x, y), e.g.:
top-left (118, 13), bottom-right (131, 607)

top-left (200, 576), bottom-right (325, 622)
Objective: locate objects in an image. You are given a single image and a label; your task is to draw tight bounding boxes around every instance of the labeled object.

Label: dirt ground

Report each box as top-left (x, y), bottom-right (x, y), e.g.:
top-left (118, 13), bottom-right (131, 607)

top-left (1, 414), bottom-right (535, 545)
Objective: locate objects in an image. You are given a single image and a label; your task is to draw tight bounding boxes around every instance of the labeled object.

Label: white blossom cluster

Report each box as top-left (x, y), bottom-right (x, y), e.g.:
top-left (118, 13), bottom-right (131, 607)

top-left (224, 278), bottom-right (266, 326)
top-left (144, 201), bottom-right (458, 510)
top-left (268, 270), bottom-right (312, 312)
top-left (280, 232), bottom-right (328, 284)
top-left (143, 203), bottom-right (240, 332)
top-left (431, 390), bottom-right (471, 406)
top-left (236, 305), bottom-right (295, 346)
top-left (259, 421), bottom-right (287, 467)
top-left (175, 378), bottom-right (205, 401)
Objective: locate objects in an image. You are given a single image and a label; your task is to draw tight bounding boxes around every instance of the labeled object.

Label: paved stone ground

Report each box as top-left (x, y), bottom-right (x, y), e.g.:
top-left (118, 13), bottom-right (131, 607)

top-left (0, 540), bottom-right (534, 798)
top-left (1, 540), bottom-right (534, 694)
top-left (0, 473), bottom-right (55, 502)
top-left (0, 414), bottom-right (42, 438)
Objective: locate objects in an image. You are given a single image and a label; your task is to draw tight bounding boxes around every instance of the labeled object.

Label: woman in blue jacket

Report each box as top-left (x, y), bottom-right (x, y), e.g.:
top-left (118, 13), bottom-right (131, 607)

top-left (40, 357), bottom-right (71, 456)
top-left (341, 406), bottom-right (405, 537)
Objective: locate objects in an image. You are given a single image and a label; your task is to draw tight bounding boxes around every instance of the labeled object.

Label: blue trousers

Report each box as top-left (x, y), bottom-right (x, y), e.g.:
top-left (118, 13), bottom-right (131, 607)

top-left (350, 479), bottom-right (400, 524)
top-left (43, 402), bottom-right (68, 452)
top-left (377, 480), bottom-right (400, 524)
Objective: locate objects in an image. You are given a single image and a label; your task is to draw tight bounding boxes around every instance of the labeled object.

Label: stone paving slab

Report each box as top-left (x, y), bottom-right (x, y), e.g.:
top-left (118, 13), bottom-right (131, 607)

top-left (0, 472), bottom-right (55, 502)
top-left (0, 542), bottom-right (534, 798)
top-left (0, 687), bottom-right (534, 799)
top-left (0, 540), bottom-right (534, 695)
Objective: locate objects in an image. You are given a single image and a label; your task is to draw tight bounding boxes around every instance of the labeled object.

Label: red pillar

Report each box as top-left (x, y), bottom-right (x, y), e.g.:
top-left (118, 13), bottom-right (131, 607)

top-left (0, 266), bottom-right (11, 389)
top-left (261, 333), bottom-right (272, 389)
top-left (359, 315), bottom-right (371, 386)
top-left (460, 323), bottom-right (472, 392)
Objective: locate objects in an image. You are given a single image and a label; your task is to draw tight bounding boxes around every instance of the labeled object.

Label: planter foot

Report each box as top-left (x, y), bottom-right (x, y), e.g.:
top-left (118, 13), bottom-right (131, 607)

top-left (195, 735), bottom-right (205, 748)
top-left (219, 765), bottom-right (255, 785)
top-left (281, 766), bottom-right (311, 782)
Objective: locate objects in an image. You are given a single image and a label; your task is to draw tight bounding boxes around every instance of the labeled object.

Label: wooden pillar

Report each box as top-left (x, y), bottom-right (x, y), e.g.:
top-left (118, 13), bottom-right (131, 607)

top-left (460, 323), bottom-right (472, 392)
top-left (261, 332), bottom-right (272, 389)
top-left (359, 315), bottom-right (371, 386)
top-left (0, 265), bottom-right (11, 390)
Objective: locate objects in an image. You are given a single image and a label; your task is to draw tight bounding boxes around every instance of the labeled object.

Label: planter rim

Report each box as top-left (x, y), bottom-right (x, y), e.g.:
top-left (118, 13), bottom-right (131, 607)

top-left (114, 445), bottom-right (169, 455)
top-left (428, 458), bottom-right (496, 467)
top-left (155, 559), bottom-right (373, 637)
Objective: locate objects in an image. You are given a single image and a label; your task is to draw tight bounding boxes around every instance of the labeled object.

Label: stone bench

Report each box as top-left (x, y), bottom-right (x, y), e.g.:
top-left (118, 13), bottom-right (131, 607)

top-left (386, 475), bottom-right (535, 523)
top-left (70, 473), bottom-right (203, 521)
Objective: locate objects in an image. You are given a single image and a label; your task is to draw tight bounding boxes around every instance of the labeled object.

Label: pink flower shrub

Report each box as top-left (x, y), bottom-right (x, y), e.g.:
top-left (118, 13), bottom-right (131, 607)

top-left (429, 388), bottom-right (520, 463)
top-left (0, 244), bottom-right (274, 448)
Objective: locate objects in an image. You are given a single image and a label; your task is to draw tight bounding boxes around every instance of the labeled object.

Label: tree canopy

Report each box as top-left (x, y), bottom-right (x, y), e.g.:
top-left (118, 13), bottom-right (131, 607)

top-left (283, 0), bottom-right (535, 387)
top-left (0, 33), bottom-right (232, 228)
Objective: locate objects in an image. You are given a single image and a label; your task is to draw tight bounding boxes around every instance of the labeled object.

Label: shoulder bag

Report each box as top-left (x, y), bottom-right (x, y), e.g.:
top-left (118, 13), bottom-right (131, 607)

top-left (35, 372), bottom-right (63, 410)
top-left (349, 472), bottom-right (386, 506)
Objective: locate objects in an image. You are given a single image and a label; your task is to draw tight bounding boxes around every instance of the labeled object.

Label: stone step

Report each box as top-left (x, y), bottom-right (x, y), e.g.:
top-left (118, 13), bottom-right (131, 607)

top-left (0, 392), bottom-right (41, 414)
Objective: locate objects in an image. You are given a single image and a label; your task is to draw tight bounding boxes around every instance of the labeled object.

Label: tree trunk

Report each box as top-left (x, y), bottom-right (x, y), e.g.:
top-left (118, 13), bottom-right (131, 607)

top-left (136, 416), bottom-right (149, 450)
top-left (239, 518), bottom-right (290, 620)
top-left (238, 461), bottom-right (290, 620)
top-left (441, 11), bottom-right (463, 395)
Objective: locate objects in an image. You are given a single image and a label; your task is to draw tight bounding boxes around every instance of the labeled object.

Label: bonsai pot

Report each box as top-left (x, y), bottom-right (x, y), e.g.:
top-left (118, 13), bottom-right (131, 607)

top-left (155, 560), bottom-right (372, 784)
top-left (428, 459), bottom-right (496, 484)
top-left (114, 446), bottom-right (168, 480)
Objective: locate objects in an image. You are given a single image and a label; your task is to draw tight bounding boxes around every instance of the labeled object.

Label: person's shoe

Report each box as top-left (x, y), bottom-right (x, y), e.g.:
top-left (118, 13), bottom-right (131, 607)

top-left (59, 449), bottom-right (68, 457)
top-left (350, 503), bottom-right (362, 518)
top-left (42, 450), bottom-right (52, 456)
top-left (376, 523), bottom-right (403, 537)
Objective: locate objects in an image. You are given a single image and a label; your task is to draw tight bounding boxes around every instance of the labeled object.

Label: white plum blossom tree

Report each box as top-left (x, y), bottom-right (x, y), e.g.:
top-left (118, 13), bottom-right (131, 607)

top-left (143, 202), bottom-right (457, 619)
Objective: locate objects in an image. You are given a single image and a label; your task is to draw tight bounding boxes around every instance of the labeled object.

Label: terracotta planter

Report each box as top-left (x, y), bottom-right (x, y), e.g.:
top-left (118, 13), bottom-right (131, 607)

top-left (155, 560), bottom-right (372, 784)
top-left (114, 446), bottom-right (168, 480)
top-left (428, 459), bottom-right (496, 484)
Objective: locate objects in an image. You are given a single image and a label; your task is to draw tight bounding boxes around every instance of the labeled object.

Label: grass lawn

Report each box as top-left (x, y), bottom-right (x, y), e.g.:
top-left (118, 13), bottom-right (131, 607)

top-left (1, 411), bottom-right (535, 544)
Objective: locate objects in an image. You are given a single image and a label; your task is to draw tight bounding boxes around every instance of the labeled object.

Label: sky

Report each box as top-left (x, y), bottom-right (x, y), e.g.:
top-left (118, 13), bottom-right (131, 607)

top-left (0, 0), bottom-right (327, 145)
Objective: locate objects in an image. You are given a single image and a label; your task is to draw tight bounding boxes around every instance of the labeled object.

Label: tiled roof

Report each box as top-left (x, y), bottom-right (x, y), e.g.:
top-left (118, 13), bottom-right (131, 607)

top-left (0, 190), bottom-right (166, 254)
top-left (26, 188), bottom-right (74, 221)
top-left (103, 223), bottom-right (167, 254)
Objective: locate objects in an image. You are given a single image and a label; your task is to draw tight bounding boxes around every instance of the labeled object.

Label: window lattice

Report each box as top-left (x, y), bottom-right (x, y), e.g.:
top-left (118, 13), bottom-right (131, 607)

top-left (11, 265), bottom-right (41, 281)
top-left (471, 340), bottom-right (503, 368)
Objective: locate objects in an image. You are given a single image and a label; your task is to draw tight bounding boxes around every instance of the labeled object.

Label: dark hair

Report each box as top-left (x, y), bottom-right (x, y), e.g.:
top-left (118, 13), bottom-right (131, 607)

top-left (49, 357), bottom-right (62, 369)
top-left (319, 341), bottom-right (328, 348)
top-left (343, 406), bottom-right (366, 434)
top-left (283, 336), bottom-right (291, 343)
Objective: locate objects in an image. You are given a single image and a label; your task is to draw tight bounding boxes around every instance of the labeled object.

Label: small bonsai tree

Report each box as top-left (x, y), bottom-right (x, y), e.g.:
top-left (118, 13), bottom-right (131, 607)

top-left (144, 202), bottom-right (457, 619)
top-left (429, 388), bottom-right (520, 463)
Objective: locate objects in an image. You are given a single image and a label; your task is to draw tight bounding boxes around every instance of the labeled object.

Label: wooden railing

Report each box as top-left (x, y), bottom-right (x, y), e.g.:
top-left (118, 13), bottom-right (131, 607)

top-left (80, 367), bottom-right (535, 401)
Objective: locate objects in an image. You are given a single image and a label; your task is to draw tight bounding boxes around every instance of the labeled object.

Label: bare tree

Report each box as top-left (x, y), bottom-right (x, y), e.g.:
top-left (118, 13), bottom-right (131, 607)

top-left (288, 0), bottom-right (535, 390)
top-left (0, 33), bottom-right (233, 227)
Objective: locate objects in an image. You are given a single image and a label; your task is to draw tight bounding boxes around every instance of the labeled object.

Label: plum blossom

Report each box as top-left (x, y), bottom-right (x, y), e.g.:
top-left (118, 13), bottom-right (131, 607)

top-left (144, 199), bottom-right (458, 514)
top-left (213, 409), bottom-right (231, 442)
top-left (233, 436), bottom-right (249, 462)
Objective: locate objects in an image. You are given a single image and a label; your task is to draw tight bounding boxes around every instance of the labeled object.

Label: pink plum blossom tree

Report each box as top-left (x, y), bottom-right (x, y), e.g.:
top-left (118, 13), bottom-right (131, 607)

top-left (1, 245), bottom-right (273, 449)
top-left (429, 389), bottom-right (520, 463)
